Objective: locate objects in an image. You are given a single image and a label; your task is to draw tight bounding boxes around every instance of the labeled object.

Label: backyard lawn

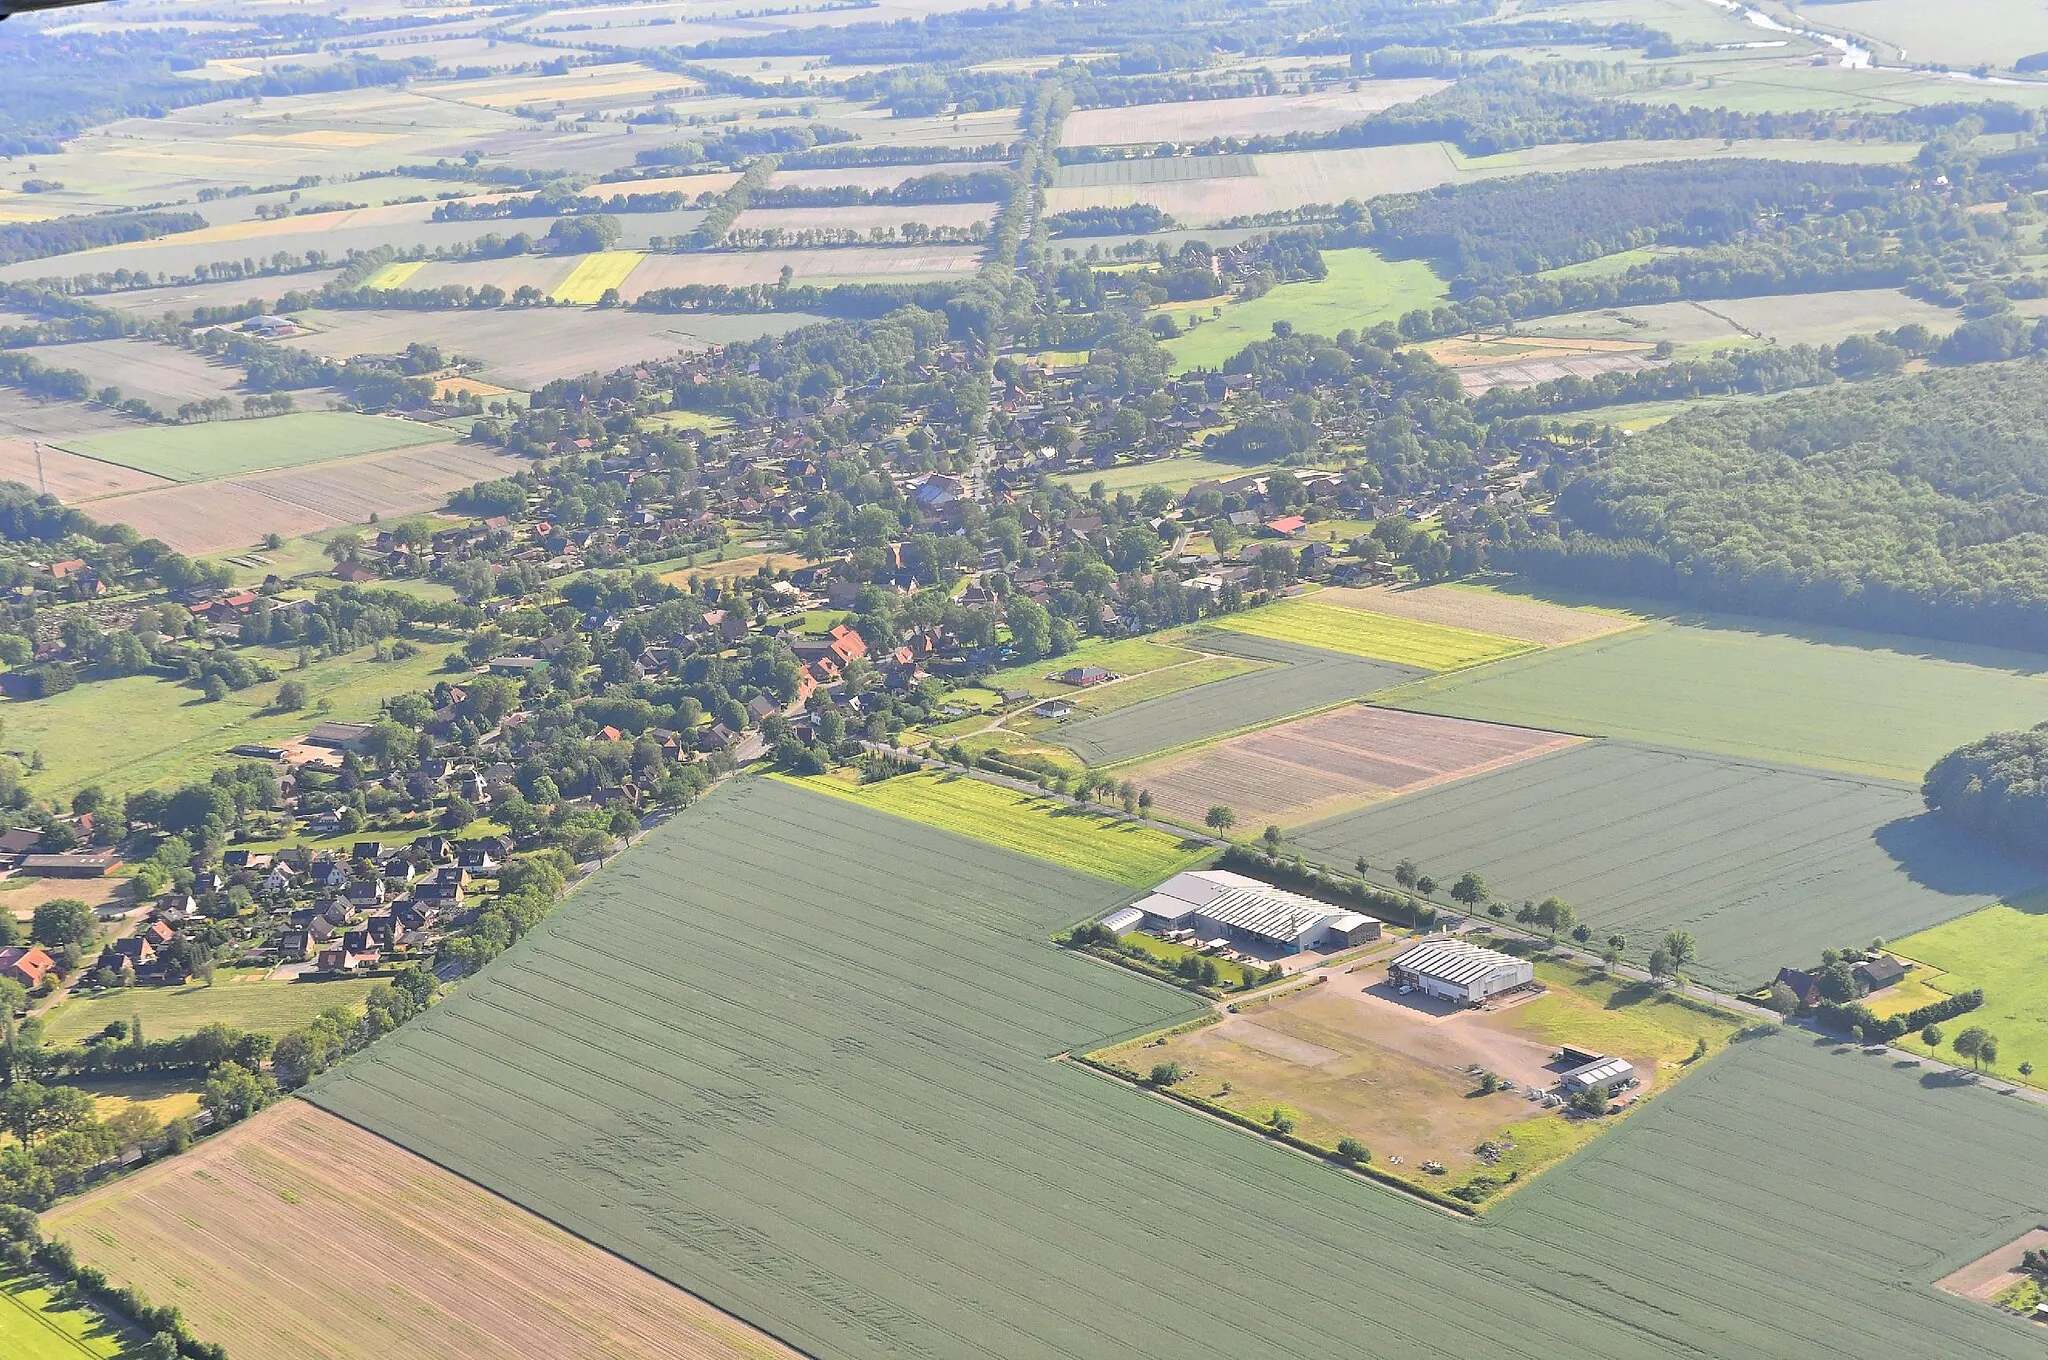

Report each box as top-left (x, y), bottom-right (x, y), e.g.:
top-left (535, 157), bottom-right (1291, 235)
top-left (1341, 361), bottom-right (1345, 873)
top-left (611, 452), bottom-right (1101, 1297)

top-left (41, 970), bottom-right (385, 1045)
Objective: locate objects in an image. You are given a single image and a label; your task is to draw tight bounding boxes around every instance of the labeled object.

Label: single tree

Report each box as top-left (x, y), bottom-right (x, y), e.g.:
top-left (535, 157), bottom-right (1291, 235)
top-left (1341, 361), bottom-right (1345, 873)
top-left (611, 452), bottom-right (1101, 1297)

top-left (1954, 1025), bottom-right (1993, 1070)
top-left (1537, 897), bottom-right (1576, 942)
top-left (1393, 859), bottom-right (1419, 889)
top-left (1921, 1024), bottom-right (1943, 1047)
top-left (1353, 856), bottom-right (1370, 878)
top-left (1148, 1061), bottom-right (1185, 1087)
top-left (1450, 871), bottom-right (1488, 910)
top-left (1261, 825), bottom-right (1283, 853)
top-left (1204, 806), bottom-right (1237, 834)
top-left (1647, 946), bottom-right (1673, 980)
top-left (1415, 875), bottom-right (1437, 897)
top-left (1336, 1137), bottom-right (1370, 1165)
top-left (1661, 930), bottom-right (1698, 968)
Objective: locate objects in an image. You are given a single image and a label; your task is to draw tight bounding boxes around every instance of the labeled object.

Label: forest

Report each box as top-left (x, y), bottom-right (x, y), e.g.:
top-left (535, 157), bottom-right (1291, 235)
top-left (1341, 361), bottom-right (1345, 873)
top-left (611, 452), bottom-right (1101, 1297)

top-left (1537, 362), bottom-right (2048, 646)
top-left (1923, 725), bottom-right (2048, 860)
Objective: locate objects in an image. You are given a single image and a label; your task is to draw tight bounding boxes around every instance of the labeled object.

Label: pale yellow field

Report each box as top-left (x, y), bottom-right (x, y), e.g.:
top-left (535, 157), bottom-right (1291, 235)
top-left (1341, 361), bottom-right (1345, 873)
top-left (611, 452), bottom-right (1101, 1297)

top-left (439, 61), bottom-right (699, 110)
top-left (364, 260), bottom-right (429, 290)
top-left (1317, 585), bottom-right (1646, 647)
top-left (550, 250), bottom-right (646, 303)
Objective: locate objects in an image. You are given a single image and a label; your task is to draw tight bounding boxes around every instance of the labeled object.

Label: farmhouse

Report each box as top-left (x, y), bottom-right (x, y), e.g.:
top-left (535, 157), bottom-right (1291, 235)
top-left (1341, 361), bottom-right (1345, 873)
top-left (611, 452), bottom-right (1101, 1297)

top-left (1854, 955), bottom-right (1908, 992)
top-left (1060, 665), bottom-right (1113, 687)
top-left (21, 850), bottom-right (120, 878)
top-left (1034, 697), bottom-right (1077, 719)
top-left (0, 945), bottom-right (54, 989)
top-left (1388, 938), bottom-right (1534, 1005)
top-left (1118, 870), bottom-right (1380, 955)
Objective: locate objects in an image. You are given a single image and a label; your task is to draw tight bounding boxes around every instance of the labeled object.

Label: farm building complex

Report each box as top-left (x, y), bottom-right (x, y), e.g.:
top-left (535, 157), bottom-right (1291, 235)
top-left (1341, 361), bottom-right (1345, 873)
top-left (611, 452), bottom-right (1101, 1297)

top-left (1107, 869), bottom-right (1381, 954)
top-left (1388, 938), bottom-right (1535, 1004)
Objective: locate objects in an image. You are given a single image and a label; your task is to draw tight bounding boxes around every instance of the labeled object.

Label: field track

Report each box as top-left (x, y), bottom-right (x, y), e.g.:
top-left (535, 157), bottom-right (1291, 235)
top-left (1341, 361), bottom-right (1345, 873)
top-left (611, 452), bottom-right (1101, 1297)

top-left (44, 1099), bottom-right (796, 1360)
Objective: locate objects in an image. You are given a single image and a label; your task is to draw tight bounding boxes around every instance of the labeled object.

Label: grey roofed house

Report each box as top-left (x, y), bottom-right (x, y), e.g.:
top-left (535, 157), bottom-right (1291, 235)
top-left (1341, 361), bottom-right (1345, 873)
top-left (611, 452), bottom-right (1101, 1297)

top-left (1854, 954), bottom-right (1908, 991)
top-left (0, 827), bottom-right (41, 857)
top-left (304, 721), bottom-right (374, 750)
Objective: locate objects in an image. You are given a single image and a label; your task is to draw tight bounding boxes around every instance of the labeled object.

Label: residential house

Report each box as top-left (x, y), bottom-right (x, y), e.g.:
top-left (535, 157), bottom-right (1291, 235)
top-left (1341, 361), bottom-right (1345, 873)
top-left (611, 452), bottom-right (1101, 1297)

top-left (0, 945), bottom-right (55, 989)
top-left (1774, 967), bottom-right (1823, 1009)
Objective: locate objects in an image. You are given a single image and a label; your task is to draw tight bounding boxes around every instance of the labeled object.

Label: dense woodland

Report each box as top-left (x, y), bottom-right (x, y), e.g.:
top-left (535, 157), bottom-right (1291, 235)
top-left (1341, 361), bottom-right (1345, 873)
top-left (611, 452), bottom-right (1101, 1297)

top-left (1924, 725), bottom-right (2048, 859)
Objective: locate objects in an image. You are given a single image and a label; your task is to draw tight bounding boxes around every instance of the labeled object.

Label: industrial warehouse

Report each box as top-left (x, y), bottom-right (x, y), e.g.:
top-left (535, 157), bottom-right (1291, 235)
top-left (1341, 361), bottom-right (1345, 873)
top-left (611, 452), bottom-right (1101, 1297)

top-left (1103, 870), bottom-right (1383, 955)
top-left (1387, 937), bottom-right (1536, 1005)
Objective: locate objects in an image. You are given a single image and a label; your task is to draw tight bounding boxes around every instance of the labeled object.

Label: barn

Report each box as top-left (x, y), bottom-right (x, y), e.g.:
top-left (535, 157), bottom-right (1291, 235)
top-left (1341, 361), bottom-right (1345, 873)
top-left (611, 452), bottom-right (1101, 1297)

top-left (1387, 938), bottom-right (1534, 1005)
top-left (1116, 869), bottom-right (1381, 955)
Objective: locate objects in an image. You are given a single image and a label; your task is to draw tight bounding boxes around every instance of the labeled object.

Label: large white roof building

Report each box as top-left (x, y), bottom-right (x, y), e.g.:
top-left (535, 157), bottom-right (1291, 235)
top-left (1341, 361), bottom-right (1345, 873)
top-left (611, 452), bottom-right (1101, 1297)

top-left (1388, 938), bottom-right (1534, 1004)
top-left (1117, 870), bottom-right (1380, 954)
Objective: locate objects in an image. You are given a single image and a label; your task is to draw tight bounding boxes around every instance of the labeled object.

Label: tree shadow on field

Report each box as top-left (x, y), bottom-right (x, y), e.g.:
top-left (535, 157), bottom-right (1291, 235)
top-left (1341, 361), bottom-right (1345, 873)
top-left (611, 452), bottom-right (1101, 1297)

top-left (1874, 814), bottom-right (2048, 900)
top-left (1603, 979), bottom-right (1662, 1011)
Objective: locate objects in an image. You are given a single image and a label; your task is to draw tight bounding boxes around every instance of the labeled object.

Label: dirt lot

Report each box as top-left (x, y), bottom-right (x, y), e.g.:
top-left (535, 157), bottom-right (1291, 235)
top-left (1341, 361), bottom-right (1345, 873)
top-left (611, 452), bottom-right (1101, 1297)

top-left (1316, 584), bottom-right (1642, 646)
top-left (85, 442), bottom-right (527, 553)
top-left (43, 1099), bottom-right (799, 1360)
top-left (2, 873), bottom-right (130, 928)
top-left (1123, 703), bottom-right (1580, 827)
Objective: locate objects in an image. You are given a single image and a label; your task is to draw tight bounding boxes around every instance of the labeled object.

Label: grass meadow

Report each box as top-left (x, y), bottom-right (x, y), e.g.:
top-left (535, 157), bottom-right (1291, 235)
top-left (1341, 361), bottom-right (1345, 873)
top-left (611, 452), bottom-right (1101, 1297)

top-left (1382, 618), bottom-right (2048, 782)
top-left (56, 412), bottom-right (446, 483)
top-left (41, 970), bottom-right (387, 1045)
top-left (784, 769), bottom-right (1209, 888)
top-left (1161, 248), bottom-right (1447, 370)
top-left (3, 641), bottom-right (458, 797)
top-left (1216, 598), bottom-right (1535, 671)
top-left (1885, 901), bottom-right (2048, 1087)
top-left (304, 776), bottom-right (2048, 1360)
top-left (0, 1270), bottom-right (132, 1360)
top-left (1293, 741), bottom-right (2045, 990)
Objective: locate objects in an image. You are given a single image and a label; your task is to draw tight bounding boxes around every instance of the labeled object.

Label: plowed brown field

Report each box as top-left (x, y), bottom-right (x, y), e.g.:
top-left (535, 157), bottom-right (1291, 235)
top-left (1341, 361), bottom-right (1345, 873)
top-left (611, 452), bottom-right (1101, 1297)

top-left (42, 1099), bottom-right (798, 1360)
top-left (1317, 585), bottom-right (1642, 646)
top-left (1124, 703), bottom-right (1579, 827)
top-left (86, 443), bottom-right (526, 552)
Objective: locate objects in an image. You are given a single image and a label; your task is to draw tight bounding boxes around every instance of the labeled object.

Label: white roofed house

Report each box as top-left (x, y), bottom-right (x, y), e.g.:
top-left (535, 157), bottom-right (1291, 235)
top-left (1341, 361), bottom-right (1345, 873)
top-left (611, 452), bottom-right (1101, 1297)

top-left (1114, 870), bottom-right (1380, 955)
top-left (1387, 938), bottom-right (1534, 1006)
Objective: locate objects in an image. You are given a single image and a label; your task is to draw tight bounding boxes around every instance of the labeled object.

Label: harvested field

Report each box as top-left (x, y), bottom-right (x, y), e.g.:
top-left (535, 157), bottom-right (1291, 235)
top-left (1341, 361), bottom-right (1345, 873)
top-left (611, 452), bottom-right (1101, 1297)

top-left (620, 245), bottom-right (984, 294)
top-left (1044, 138), bottom-right (1921, 226)
top-left (1316, 584), bottom-right (1641, 647)
top-left (0, 389), bottom-right (130, 444)
top-left (1053, 154), bottom-right (1255, 189)
top-left (1055, 631), bottom-right (1421, 765)
top-left (770, 161), bottom-right (996, 191)
top-left (292, 308), bottom-right (819, 389)
top-left (97, 271), bottom-right (347, 319)
top-left (732, 202), bottom-right (995, 234)
top-left (785, 769), bottom-right (1210, 888)
top-left (84, 442), bottom-right (527, 552)
top-left (1122, 704), bottom-right (1580, 828)
top-left (303, 774), bottom-right (2048, 1360)
top-left (1294, 741), bottom-right (2046, 989)
top-left (43, 1099), bottom-right (797, 1360)
top-left (1450, 350), bottom-right (1660, 394)
top-left (1060, 81), bottom-right (1448, 145)
top-left (1216, 598), bottom-right (1535, 670)
top-left (1384, 616), bottom-right (2048, 782)
top-left (54, 411), bottom-right (446, 483)
top-left (0, 437), bottom-right (170, 503)
top-left (438, 60), bottom-right (699, 111)
top-left (36, 338), bottom-right (246, 411)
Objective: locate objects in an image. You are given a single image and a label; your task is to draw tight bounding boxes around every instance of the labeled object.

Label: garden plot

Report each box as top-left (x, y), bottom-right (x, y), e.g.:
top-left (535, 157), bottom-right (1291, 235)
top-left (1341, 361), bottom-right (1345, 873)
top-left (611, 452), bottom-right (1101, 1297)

top-left (304, 775), bottom-right (2048, 1360)
top-left (1059, 80), bottom-right (1449, 146)
top-left (1122, 705), bottom-right (1581, 829)
top-left (1293, 741), bottom-right (2046, 989)
top-left (1055, 632), bottom-right (1422, 765)
top-left (43, 1100), bottom-right (797, 1360)
top-left (1316, 584), bottom-right (1641, 647)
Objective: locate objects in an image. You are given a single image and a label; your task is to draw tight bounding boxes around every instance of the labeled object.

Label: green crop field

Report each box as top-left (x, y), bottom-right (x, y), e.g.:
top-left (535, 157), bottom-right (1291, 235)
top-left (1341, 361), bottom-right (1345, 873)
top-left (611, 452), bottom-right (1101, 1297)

top-left (1160, 249), bottom-right (1449, 371)
top-left (56, 412), bottom-right (447, 483)
top-left (1382, 618), bottom-right (2048, 782)
top-left (306, 776), bottom-right (2048, 1360)
top-left (41, 970), bottom-right (387, 1046)
top-left (2, 641), bottom-right (458, 798)
top-left (1293, 741), bottom-right (2045, 989)
top-left (1885, 902), bottom-right (2048, 1086)
top-left (1055, 632), bottom-right (1421, 765)
top-left (1216, 598), bottom-right (1535, 671)
top-left (783, 769), bottom-right (1209, 888)
top-left (0, 1271), bottom-right (132, 1359)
